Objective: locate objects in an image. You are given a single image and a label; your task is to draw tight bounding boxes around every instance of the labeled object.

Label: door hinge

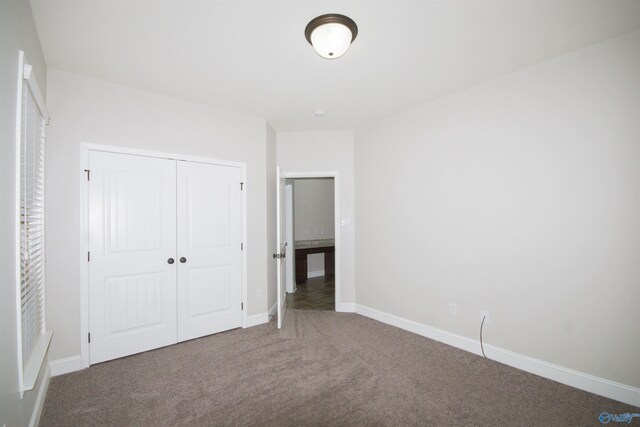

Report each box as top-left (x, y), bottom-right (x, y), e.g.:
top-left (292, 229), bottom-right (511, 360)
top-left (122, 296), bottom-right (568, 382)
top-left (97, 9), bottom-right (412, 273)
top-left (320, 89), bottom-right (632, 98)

top-left (84, 169), bottom-right (90, 181)
top-left (88, 333), bottom-right (91, 343)
top-left (87, 251), bottom-right (90, 262)
top-left (241, 242), bottom-right (243, 251)
top-left (240, 182), bottom-right (244, 191)
top-left (241, 302), bottom-right (244, 310)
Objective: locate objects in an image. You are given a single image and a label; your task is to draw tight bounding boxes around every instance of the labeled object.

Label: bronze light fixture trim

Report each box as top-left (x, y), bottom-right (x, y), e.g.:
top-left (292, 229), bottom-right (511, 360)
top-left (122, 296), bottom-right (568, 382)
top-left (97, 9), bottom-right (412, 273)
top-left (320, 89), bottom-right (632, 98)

top-left (305, 14), bottom-right (358, 59)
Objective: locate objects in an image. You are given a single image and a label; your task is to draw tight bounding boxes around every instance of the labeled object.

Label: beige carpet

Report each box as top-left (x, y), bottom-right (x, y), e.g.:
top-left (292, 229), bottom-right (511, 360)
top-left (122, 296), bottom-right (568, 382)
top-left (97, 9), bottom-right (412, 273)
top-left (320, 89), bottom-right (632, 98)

top-left (41, 310), bottom-right (637, 426)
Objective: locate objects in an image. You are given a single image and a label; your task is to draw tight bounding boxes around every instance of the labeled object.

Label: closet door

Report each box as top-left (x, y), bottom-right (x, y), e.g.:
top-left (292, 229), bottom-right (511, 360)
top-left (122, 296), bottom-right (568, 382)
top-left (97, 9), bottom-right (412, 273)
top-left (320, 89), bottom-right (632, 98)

top-left (176, 161), bottom-right (242, 341)
top-left (88, 151), bottom-right (177, 364)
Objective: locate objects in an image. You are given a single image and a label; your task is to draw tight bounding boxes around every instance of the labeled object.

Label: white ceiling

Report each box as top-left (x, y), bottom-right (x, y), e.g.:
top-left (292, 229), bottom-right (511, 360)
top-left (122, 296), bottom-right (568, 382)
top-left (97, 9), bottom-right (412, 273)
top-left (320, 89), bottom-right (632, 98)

top-left (31, 1), bottom-right (640, 131)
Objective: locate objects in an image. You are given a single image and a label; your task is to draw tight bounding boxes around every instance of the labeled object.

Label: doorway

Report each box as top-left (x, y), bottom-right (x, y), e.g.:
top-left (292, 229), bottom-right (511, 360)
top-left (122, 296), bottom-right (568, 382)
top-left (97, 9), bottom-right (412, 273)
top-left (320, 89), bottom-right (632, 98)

top-left (285, 177), bottom-right (336, 311)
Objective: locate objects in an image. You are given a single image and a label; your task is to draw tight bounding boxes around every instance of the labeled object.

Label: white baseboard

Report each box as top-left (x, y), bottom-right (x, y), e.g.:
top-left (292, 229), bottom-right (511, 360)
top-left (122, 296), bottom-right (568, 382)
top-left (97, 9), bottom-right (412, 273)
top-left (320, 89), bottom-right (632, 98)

top-left (336, 303), bottom-right (356, 313)
top-left (245, 312), bottom-right (269, 327)
top-left (29, 363), bottom-right (50, 427)
top-left (268, 302), bottom-right (277, 316)
top-left (355, 304), bottom-right (640, 407)
top-left (307, 270), bottom-right (325, 278)
top-left (49, 355), bottom-right (84, 377)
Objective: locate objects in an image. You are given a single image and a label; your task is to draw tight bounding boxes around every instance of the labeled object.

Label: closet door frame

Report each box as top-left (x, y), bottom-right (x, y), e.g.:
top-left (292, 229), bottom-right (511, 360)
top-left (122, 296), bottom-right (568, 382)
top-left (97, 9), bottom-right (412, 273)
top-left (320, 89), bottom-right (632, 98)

top-left (79, 143), bottom-right (247, 369)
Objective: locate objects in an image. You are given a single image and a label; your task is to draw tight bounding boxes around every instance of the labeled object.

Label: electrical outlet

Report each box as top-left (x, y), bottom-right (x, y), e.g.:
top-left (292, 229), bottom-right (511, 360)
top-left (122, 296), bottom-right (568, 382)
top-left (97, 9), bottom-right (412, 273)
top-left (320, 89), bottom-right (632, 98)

top-left (449, 303), bottom-right (457, 315)
top-left (256, 289), bottom-right (263, 299)
top-left (481, 310), bottom-right (490, 324)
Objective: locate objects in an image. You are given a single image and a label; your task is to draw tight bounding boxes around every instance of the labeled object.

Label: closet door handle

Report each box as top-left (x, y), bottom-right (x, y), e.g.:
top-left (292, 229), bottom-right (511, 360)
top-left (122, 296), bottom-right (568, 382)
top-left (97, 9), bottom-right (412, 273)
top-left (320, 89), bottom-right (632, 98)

top-left (179, 257), bottom-right (187, 263)
top-left (167, 258), bottom-right (175, 264)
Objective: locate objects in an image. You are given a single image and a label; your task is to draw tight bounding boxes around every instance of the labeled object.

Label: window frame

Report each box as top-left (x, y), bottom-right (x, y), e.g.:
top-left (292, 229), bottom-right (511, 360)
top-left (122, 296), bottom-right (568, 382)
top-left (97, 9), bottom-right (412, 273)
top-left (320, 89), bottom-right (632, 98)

top-left (15, 50), bottom-right (52, 397)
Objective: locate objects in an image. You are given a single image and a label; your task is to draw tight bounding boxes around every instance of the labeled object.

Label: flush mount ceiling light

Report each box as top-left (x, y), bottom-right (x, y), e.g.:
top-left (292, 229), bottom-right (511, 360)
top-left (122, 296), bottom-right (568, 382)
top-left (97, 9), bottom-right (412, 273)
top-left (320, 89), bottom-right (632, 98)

top-left (305, 14), bottom-right (358, 59)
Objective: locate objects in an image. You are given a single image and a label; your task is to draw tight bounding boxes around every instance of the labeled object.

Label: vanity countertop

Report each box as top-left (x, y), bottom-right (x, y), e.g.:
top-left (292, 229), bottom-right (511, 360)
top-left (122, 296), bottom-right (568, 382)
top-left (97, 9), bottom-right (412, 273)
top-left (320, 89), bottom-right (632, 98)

top-left (294, 239), bottom-right (335, 249)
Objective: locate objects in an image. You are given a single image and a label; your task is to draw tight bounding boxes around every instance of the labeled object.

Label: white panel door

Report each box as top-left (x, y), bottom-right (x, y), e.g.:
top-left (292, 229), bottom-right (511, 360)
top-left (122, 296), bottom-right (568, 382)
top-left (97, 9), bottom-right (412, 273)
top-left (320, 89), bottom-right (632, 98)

top-left (276, 167), bottom-right (287, 329)
top-left (89, 151), bottom-right (177, 364)
top-left (176, 161), bottom-right (242, 341)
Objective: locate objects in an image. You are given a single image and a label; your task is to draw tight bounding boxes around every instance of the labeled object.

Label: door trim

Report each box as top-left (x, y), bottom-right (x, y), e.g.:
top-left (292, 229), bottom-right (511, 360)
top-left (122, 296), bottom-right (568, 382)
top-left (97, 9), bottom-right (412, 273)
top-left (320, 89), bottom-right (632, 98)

top-left (80, 143), bottom-right (247, 368)
top-left (280, 171), bottom-right (341, 312)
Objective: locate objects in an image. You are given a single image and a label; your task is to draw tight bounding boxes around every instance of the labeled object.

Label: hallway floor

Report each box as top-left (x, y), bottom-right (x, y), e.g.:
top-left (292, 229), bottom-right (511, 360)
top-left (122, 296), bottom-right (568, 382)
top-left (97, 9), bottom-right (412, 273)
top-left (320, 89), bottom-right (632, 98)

top-left (286, 276), bottom-right (335, 310)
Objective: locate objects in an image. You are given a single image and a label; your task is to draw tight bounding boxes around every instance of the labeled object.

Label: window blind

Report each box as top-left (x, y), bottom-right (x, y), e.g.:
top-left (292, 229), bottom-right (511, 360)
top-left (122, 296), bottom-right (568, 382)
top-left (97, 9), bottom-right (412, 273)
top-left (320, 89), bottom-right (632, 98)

top-left (16, 51), bottom-right (52, 396)
top-left (20, 72), bottom-right (46, 365)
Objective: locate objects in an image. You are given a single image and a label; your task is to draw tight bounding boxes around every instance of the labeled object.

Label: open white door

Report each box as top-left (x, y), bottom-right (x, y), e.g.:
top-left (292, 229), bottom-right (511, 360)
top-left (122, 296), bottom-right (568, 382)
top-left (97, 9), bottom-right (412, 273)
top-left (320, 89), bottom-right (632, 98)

top-left (285, 183), bottom-right (295, 293)
top-left (276, 167), bottom-right (287, 328)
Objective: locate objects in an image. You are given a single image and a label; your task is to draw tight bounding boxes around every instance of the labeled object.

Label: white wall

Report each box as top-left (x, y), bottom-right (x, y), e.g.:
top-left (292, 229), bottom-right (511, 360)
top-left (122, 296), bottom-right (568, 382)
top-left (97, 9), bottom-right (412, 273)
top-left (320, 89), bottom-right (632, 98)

top-left (293, 178), bottom-right (335, 275)
top-left (277, 131), bottom-right (355, 305)
top-left (293, 178), bottom-right (335, 240)
top-left (45, 69), bottom-right (269, 362)
top-left (0, 1), bottom-right (50, 425)
top-left (355, 31), bottom-right (640, 387)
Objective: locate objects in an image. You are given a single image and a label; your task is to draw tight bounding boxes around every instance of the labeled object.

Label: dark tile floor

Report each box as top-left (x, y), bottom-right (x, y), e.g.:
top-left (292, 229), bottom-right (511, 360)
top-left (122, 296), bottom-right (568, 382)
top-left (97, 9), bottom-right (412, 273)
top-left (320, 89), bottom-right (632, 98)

top-left (286, 275), bottom-right (335, 310)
